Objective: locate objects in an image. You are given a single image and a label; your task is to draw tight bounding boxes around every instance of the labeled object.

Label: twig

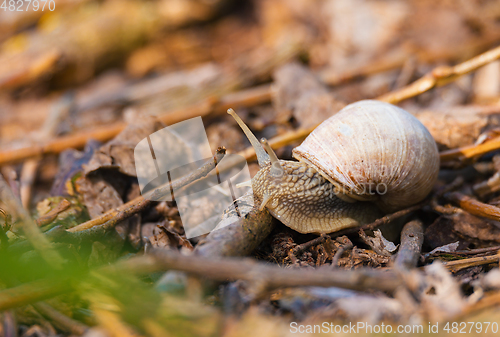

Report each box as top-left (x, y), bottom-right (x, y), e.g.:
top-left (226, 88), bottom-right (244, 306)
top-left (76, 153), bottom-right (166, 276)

top-left (332, 203), bottom-right (424, 237)
top-left (445, 191), bottom-right (500, 221)
top-left (440, 135), bottom-right (500, 162)
top-left (451, 246), bottom-right (500, 256)
top-left (378, 45), bottom-right (500, 104)
top-left (135, 249), bottom-right (402, 293)
top-left (0, 84), bottom-right (271, 166)
top-left (422, 245), bottom-right (500, 262)
top-left (32, 302), bottom-right (89, 335)
top-left (394, 220), bottom-right (424, 269)
top-left (0, 174), bottom-right (63, 269)
top-left (440, 254), bottom-right (499, 272)
top-left (68, 147), bottom-right (226, 233)
top-left (0, 247), bottom-right (402, 312)
top-left (292, 234), bottom-right (327, 256)
top-left (35, 199), bottom-right (71, 227)
top-left (331, 236), bottom-right (353, 268)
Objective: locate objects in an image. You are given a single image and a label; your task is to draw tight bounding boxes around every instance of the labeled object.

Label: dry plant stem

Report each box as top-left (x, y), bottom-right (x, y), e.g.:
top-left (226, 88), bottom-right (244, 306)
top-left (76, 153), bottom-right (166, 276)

top-left (194, 207), bottom-right (274, 257)
top-left (0, 174), bottom-right (63, 269)
top-left (0, 84), bottom-right (271, 166)
top-left (440, 135), bottom-right (500, 162)
top-left (453, 246), bottom-right (500, 255)
top-left (395, 220), bottom-right (424, 269)
top-left (68, 148), bottom-right (226, 233)
top-left (422, 246), bottom-right (500, 261)
top-left (292, 234), bottom-right (327, 256)
top-left (32, 302), bottom-right (89, 335)
top-left (445, 191), bottom-right (500, 221)
top-left (35, 199), bottom-right (71, 227)
top-left (441, 254), bottom-right (499, 272)
top-left (378, 45), bottom-right (500, 104)
top-left (331, 236), bottom-right (353, 268)
top-left (139, 249), bottom-right (402, 293)
top-left (431, 200), bottom-right (463, 215)
top-left (67, 199), bottom-right (151, 243)
top-left (0, 247), bottom-right (401, 312)
top-left (332, 203), bottom-right (424, 237)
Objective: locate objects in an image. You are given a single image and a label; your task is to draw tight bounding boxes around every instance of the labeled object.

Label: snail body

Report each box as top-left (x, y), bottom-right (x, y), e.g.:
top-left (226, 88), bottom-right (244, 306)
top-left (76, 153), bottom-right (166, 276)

top-left (229, 100), bottom-right (439, 234)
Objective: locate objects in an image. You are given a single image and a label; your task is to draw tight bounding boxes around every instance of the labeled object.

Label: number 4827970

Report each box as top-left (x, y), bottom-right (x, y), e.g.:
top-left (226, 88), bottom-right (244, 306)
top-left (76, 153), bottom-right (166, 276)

top-left (1, 0), bottom-right (55, 11)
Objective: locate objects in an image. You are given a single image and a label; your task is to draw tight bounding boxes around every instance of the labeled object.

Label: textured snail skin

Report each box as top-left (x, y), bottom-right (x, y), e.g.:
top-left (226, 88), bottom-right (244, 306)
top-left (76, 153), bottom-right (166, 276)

top-left (251, 160), bottom-right (382, 234)
top-left (292, 100), bottom-right (440, 214)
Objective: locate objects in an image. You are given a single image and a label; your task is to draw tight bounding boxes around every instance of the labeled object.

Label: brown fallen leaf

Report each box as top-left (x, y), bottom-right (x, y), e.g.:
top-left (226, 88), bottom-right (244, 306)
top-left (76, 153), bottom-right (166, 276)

top-left (272, 62), bottom-right (345, 127)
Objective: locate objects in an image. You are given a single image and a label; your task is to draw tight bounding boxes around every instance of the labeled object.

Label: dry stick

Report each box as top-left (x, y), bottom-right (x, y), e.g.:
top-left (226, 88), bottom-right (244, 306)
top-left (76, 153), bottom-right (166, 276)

top-left (440, 255), bottom-right (500, 273)
top-left (332, 203), bottom-right (424, 238)
top-left (445, 191), bottom-right (500, 221)
top-left (292, 234), bottom-right (328, 256)
top-left (378, 45), bottom-right (500, 104)
top-left (422, 246), bottom-right (500, 262)
top-left (0, 247), bottom-right (402, 311)
top-left (452, 246), bottom-right (500, 256)
top-left (0, 174), bottom-right (63, 269)
top-left (35, 199), bottom-right (71, 227)
top-left (0, 85), bottom-right (271, 166)
top-left (32, 302), bottom-right (89, 336)
top-left (331, 236), bottom-right (353, 268)
top-left (142, 249), bottom-right (402, 293)
top-left (394, 220), bottom-right (424, 269)
top-left (67, 148), bottom-right (226, 233)
top-left (440, 135), bottom-right (500, 162)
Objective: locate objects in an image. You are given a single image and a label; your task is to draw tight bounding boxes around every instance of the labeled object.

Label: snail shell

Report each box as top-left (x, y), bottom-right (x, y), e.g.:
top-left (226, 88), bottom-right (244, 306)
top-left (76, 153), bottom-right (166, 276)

top-left (292, 100), bottom-right (440, 213)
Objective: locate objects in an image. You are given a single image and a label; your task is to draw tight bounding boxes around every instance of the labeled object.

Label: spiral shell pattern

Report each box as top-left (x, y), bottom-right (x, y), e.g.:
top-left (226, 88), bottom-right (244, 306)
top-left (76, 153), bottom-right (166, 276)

top-left (292, 100), bottom-right (439, 212)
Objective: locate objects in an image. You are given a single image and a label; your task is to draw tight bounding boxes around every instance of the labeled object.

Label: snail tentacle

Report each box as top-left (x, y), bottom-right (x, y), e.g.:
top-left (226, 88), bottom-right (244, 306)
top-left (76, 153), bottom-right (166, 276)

top-left (261, 138), bottom-right (284, 178)
top-left (227, 108), bottom-right (270, 167)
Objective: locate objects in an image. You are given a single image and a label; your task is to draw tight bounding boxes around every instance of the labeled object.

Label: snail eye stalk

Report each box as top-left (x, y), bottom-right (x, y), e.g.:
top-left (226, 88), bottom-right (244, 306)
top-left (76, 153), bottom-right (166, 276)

top-left (261, 138), bottom-right (284, 178)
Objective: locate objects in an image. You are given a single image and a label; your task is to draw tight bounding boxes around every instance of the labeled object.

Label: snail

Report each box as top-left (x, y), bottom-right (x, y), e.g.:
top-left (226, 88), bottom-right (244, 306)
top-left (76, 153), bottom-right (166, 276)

top-left (228, 100), bottom-right (439, 234)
